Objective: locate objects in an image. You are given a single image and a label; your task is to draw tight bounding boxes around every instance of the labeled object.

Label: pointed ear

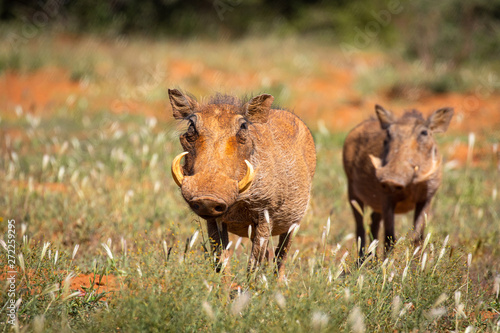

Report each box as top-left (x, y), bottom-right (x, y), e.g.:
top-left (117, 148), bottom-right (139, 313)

top-left (168, 89), bottom-right (198, 119)
top-left (375, 104), bottom-right (394, 130)
top-left (245, 94), bottom-right (274, 123)
top-left (427, 107), bottom-right (454, 133)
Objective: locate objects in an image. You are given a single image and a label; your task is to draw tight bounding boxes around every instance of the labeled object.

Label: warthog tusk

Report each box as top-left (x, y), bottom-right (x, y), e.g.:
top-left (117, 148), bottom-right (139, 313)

top-left (415, 156), bottom-right (441, 182)
top-left (369, 154), bottom-right (382, 170)
top-left (171, 152), bottom-right (188, 187)
top-left (238, 160), bottom-right (255, 193)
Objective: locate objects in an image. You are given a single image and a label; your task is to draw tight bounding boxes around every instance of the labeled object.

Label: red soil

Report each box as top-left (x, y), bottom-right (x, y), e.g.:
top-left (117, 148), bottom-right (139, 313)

top-left (0, 269), bottom-right (121, 299)
top-left (0, 38), bottom-right (498, 166)
top-left (69, 273), bottom-right (121, 297)
top-left (0, 67), bottom-right (84, 117)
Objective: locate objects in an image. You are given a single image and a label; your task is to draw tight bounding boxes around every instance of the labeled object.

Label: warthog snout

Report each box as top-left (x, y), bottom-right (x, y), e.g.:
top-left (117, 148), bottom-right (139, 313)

top-left (370, 154), bottom-right (413, 191)
top-left (379, 176), bottom-right (406, 192)
top-left (189, 196), bottom-right (228, 217)
top-left (180, 171), bottom-right (239, 218)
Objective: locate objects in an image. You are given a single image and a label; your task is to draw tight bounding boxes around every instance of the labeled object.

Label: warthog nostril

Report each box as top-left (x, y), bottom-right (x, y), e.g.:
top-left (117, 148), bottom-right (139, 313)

top-left (381, 179), bottom-right (406, 191)
top-left (190, 196), bottom-right (228, 217)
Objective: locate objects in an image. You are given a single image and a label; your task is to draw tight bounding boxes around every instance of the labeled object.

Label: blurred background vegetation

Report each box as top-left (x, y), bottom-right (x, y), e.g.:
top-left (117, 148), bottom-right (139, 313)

top-left (1, 0), bottom-right (500, 68)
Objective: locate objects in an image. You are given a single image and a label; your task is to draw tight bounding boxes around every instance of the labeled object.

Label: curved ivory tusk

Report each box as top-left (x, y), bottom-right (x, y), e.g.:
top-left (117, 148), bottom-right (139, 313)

top-left (415, 157), bottom-right (441, 182)
top-left (369, 154), bottom-right (382, 170)
top-left (171, 152), bottom-right (188, 187)
top-left (238, 160), bottom-right (255, 193)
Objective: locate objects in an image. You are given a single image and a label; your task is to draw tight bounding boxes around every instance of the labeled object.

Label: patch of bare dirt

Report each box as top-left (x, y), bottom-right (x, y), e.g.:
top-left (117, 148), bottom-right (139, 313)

top-left (69, 273), bottom-right (121, 299)
top-left (0, 67), bottom-right (85, 117)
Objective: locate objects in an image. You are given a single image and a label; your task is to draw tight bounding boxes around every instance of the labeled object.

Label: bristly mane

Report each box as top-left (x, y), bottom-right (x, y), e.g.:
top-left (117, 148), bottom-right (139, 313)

top-left (205, 93), bottom-right (247, 108)
top-left (204, 93), bottom-right (288, 114)
top-left (401, 109), bottom-right (425, 121)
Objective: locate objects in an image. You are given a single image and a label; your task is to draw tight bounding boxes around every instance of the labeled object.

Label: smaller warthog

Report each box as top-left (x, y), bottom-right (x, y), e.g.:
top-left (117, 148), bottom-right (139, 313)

top-left (343, 104), bottom-right (454, 258)
top-left (169, 89), bottom-right (316, 277)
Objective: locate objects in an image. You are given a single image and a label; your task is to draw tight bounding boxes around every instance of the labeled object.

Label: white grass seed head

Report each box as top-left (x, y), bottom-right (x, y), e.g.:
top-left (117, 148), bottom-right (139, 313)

top-left (274, 291), bottom-right (286, 309)
top-left (392, 296), bottom-right (401, 320)
top-left (231, 292), bottom-right (251, 316)
top-left (72, 244), bottom-right (79, 260)
top-left (347, 306), bottom-right (365, 333)
top-left (189, 230), bottom-right (199, 249)
top-left (41, 242), bottom-right (50, 261)
top-left (0, 239), bottom-right (7, 251)
top-left (235, 237), bottom-right (242, 251)
top-left (18, 253), bottom-right (25, 273)
top-left (101, 243), bottom-right (114, 260)
top-left (493, 275), bottom-right (500, 299)
top-left (264, 209), bottom-right (270, 224)
top-left (311, 311), bottom-right (329, 331)
top-left (202, 301), bottom-right (215, 320)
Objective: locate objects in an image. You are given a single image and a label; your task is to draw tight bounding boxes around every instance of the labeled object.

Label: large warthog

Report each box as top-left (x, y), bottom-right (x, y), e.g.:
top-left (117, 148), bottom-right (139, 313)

top-left (169, 89), bottom-right (316, 276)
top-left (343, 104), bottom-right (454, 258)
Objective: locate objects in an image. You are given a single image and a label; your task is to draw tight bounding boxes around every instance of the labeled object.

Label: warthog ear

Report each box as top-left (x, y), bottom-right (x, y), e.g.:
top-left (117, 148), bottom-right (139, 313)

top-left (168, 89), bottom-right (199, 119)
top-left (375, 104), bottom-right (394, 130)
top-left (245, 94), bottom-right (274, 123)
top-left (427, 107), bottom-right (454, 133)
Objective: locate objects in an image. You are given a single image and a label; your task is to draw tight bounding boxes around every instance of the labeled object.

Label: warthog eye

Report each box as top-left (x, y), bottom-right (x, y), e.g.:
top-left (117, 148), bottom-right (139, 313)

top-left (237, 121), bottom-right (248, 143)
top-left (383, 129), bottom-right (392, 147)
top-left (383, 136), bottom-right (390, 146)
top-left (185, 122), bottom-right (198, 142)
top-left (420, 129), bottom-right (428, 136)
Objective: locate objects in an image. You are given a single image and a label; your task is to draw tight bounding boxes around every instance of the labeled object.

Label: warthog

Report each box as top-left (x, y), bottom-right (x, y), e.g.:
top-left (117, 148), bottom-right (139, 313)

top-left (343, 104), bottom-right (454, 258)
top-left (169, 89), bottom-right (316, 277)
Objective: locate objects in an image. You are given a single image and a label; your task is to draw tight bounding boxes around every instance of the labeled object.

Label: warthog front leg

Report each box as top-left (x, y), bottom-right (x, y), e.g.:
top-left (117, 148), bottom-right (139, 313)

top-left (348, 188), bottom-right (365, 259)
top-left (369, 211), bottom-right (382, 244)
top-left (367, 211), bottom-right (382, 259)
top-left (382, 200), bottom-right (396, 253)
top-left (412, 199), bottom-right (431, 246)
top-left (248, 218), bottom-right (270, 274)
top-left (206, 218), bottom-right (229, 272)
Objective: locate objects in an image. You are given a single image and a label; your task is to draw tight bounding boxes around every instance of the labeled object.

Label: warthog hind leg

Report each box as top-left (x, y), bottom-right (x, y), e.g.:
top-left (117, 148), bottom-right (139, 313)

top-left (274, 232), bottom-right (293, 280)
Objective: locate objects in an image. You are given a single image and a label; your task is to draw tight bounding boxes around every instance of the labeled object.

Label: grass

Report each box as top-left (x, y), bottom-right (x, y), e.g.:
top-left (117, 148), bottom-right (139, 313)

top-left (1, 106), bottom-right (499, 332)
top-left (0, 32), bottom-right (499, 331)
